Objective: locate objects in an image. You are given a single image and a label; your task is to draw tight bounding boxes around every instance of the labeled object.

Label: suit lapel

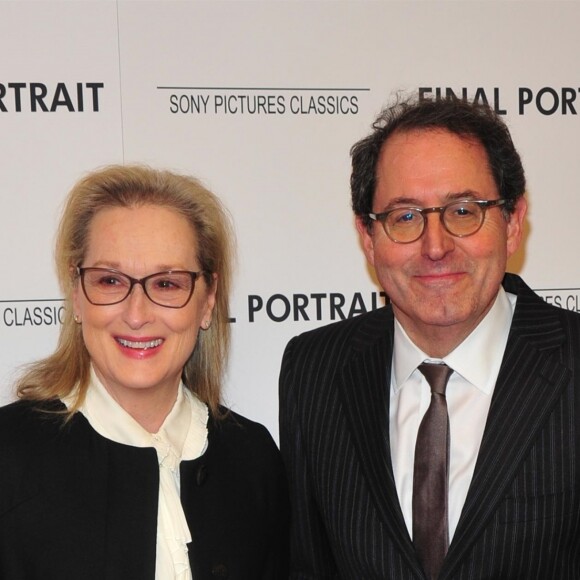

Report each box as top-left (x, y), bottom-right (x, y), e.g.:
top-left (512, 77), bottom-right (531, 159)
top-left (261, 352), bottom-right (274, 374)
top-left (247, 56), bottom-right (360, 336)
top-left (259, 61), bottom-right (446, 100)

top-left (444, 276), bottom-right (571, 576)
top-left (337, 308), bottom-right (424, 577)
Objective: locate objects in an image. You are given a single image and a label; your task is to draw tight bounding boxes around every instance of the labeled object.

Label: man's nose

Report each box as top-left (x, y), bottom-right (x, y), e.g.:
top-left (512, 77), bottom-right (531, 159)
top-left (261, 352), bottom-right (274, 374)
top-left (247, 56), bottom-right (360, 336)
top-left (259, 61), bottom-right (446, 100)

top-left (420, 212), bottom-right (455, 260)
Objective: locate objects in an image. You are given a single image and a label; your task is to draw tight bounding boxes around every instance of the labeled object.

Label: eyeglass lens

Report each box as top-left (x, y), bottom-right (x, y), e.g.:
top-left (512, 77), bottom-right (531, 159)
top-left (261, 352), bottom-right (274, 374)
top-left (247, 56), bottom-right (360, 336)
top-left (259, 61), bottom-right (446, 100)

top-left (385, 201), bottom-right (486, 242)
top-left (81, 269), bottom-right (195, 308)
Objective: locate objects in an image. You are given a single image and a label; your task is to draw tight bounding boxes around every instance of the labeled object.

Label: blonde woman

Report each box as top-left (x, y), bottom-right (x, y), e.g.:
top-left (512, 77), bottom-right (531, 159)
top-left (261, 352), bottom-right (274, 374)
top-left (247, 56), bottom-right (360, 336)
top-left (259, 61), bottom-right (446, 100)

top-left (0, 165), bottom-right (288, 580)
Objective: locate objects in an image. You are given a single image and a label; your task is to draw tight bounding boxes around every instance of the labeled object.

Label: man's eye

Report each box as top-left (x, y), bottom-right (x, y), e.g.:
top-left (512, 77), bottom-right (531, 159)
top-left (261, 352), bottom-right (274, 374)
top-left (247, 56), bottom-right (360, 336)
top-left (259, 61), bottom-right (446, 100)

top-left (451, 204), bottom-right (476, 217)
top-left (394, 210), bottom-right (419, 224)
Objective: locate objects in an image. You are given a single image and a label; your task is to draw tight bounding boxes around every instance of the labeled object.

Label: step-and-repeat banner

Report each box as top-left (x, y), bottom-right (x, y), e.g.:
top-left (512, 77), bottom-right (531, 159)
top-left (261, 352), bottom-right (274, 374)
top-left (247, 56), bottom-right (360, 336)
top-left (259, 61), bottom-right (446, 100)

top-left (1, 1), bottom-right (579, 440)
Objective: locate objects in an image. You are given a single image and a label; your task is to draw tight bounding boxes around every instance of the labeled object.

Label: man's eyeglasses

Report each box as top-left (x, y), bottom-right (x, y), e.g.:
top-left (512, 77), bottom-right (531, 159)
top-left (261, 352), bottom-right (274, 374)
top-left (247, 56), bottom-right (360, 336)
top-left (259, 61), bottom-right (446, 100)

top-left (77, 267), bottom-right (205, 308)
top-left (368, 198), bottom-right (507, 244)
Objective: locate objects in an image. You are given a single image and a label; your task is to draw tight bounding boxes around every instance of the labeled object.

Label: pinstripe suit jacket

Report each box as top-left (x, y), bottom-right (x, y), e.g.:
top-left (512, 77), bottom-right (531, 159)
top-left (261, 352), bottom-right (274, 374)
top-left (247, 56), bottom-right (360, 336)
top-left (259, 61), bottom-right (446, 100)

top-left (279, 273), bottom-right (580, 579)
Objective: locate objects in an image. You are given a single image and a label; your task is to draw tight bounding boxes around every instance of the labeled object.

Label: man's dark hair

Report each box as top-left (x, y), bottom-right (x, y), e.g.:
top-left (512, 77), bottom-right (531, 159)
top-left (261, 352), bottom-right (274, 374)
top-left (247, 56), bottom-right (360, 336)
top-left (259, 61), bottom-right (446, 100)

top-left (351, 95), bottom-right (526, 228)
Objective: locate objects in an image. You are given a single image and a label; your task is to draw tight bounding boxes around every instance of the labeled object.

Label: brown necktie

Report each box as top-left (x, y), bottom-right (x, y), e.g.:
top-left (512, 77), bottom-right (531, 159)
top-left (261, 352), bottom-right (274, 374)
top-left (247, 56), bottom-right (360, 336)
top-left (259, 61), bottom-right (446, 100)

top-left (413, 362), bottom-right (453, 580)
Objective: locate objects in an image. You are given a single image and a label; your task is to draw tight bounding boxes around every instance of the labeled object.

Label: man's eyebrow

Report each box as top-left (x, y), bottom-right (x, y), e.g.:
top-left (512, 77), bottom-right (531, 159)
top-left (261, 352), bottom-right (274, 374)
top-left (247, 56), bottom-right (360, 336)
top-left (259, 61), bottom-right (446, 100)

top-left (380, 197), bottom-right (422, 210)
top-left (446, 190), bottom-right (481, 201)
top-left (379, 190), bottom-right (482, 211)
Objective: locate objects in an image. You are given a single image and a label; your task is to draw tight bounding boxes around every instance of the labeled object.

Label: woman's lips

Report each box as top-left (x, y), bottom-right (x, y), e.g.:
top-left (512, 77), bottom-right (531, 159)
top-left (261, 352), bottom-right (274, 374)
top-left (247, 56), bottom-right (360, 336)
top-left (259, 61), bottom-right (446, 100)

top-left (116, 337), bottom-right (163, 350)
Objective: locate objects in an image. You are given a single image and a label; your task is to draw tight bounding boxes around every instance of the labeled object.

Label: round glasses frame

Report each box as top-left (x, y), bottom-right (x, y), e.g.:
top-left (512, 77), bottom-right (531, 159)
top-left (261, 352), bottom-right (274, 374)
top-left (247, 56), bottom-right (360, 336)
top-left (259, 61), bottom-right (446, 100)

top-left (368, 198), bottom-right (507, 244)
top-left (76, 267), bottom-right (204, 309)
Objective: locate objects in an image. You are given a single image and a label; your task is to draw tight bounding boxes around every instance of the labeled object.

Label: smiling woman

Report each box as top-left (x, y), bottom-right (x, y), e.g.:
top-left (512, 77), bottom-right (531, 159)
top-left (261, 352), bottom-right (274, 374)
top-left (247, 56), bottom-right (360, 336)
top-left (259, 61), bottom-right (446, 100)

top-left (72, 203), bottom-right (215, 433)
top-left (0, 165), bottom-right (288, 580)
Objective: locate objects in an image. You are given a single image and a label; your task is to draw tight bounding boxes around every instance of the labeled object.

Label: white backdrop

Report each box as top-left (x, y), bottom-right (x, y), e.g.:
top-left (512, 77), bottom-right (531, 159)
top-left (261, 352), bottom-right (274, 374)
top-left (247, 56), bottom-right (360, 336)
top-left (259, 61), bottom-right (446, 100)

top-left (1, 1), bottom-right (580, 441)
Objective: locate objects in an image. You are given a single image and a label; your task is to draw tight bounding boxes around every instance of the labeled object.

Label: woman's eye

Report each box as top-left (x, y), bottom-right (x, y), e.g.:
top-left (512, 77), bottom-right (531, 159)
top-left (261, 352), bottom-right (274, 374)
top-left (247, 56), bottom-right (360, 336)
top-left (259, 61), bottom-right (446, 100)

top-left (153, 277), bottom-right (184, 291)
top-left (98, 276), bottom-right (122, 286)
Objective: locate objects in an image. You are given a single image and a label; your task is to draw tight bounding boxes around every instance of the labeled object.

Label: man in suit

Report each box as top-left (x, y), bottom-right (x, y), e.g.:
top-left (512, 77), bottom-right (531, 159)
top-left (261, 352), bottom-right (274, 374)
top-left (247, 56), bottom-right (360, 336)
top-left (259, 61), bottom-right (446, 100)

top-left (279, 96), bottom-right (580, 579)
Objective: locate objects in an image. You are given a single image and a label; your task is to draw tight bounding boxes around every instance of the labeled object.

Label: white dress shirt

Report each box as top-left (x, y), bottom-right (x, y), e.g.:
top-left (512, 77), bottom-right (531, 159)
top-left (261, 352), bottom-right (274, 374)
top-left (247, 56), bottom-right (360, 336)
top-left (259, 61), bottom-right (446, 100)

top-left (390, 287), bottom-right (516, 542)
top-left (65, 368), bottom-right (208, 580)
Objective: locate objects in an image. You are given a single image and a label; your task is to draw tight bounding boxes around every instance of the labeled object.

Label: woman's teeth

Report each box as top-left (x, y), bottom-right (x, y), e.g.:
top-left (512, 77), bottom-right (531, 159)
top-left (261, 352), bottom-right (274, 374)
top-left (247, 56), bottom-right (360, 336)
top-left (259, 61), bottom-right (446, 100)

top-left (117, 338), bottom-right (163, 350)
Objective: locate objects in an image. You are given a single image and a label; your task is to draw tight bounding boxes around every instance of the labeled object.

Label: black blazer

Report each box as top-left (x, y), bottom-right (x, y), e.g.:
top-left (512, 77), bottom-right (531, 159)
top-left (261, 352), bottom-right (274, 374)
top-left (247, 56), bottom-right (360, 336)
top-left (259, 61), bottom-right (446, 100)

top-left (0, 400), bottom-right (289, 580)
top-left (279, 273), bottom-right (580, 579)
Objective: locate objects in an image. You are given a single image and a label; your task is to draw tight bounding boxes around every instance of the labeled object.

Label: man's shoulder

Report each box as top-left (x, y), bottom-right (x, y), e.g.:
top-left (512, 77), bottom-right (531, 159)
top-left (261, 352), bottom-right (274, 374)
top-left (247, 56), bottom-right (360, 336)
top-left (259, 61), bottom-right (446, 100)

top-left (505, 273), bottom-right (580, 348)
top-left (505, 272), bottom-right (580, 320)
top-left (283, 306), bottom-right (394, 363)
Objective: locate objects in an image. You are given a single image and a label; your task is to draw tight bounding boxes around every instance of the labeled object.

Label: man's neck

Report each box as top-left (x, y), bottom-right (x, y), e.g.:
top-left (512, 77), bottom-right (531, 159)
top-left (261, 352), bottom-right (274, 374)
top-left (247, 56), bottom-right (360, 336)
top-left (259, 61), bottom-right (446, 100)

top-left (398, 325), bottom-right (470, 358)
top-left (393, 305), bottom-right (496, 359)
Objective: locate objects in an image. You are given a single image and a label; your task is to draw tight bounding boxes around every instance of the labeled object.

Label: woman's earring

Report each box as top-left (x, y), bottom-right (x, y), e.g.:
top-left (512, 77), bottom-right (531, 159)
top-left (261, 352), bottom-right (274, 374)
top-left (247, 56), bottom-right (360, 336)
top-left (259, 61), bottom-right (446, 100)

top-left (74, 314), bottom-right (81, 324)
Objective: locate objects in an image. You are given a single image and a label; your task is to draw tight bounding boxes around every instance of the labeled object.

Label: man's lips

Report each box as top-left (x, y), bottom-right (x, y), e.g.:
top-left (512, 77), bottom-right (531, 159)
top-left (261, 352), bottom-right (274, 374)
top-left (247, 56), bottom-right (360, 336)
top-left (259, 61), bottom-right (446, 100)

top-left (413, 271), bottom-right (466, 283)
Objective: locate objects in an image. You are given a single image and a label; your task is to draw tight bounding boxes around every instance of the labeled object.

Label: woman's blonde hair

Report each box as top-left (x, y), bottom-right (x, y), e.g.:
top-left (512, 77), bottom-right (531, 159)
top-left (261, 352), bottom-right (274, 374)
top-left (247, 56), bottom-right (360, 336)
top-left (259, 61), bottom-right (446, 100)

top-left (17, 165), bottom-right (234, 417)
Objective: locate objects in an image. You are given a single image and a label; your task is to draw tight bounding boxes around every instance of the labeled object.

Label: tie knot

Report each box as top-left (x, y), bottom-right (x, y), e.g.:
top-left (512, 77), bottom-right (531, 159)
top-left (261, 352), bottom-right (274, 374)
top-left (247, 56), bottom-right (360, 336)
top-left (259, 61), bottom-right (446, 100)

top-left (418, 362), bottom-right (453, 396)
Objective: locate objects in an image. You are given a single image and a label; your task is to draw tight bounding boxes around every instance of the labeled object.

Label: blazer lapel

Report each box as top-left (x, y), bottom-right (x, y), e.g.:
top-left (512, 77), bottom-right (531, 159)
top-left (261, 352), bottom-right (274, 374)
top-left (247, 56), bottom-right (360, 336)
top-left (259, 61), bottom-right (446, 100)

top-left (444, 276), bottom-right (571, 576)
top-left (337, 308), bottom-right (424, 577)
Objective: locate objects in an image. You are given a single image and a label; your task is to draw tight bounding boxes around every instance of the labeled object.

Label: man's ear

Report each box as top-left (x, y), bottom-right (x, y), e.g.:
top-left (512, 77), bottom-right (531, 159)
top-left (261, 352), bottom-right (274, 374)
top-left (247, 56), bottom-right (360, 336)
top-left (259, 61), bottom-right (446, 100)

top-left (506, 196), bottom-right (527, 258)
top-left (355, 216), bottom-right (377, 267)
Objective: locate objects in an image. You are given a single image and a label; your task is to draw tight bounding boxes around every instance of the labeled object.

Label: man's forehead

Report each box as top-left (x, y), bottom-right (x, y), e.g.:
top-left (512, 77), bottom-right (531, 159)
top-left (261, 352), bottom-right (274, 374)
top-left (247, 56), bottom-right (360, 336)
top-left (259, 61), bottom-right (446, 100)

top-left (379, 127), bottom-right (484, 158)
top-left (375, 128), bottom-right (494, 190)
top-left (375, 129), bottom-right (498, 204)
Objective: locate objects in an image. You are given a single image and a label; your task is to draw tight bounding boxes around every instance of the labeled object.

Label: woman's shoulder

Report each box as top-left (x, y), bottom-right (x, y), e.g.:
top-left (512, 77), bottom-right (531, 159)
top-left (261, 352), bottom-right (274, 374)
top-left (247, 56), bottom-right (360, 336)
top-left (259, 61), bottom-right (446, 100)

top-left (0, 398), bottom-right (68, 444)
top-left (211, 407), bottom-right (276, 440)
top-left (207, 407), bottom-right (281, 463)
top-left (0, 398), bottom-right (64, 413)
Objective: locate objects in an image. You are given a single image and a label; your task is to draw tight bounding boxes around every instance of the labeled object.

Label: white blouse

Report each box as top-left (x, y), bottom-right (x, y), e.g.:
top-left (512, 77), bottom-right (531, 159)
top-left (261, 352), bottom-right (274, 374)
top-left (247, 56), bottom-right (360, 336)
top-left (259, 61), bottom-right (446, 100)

top-left (65, 368), bottom-right (209, 580)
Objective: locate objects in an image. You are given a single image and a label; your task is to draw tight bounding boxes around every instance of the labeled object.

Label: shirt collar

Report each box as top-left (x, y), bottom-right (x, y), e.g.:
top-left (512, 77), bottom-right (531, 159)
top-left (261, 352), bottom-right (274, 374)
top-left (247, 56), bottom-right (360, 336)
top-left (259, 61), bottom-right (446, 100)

top-left (393, 287), bottom-right (516, 394)
top-left (74, 366), bottom-right (208, 461)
